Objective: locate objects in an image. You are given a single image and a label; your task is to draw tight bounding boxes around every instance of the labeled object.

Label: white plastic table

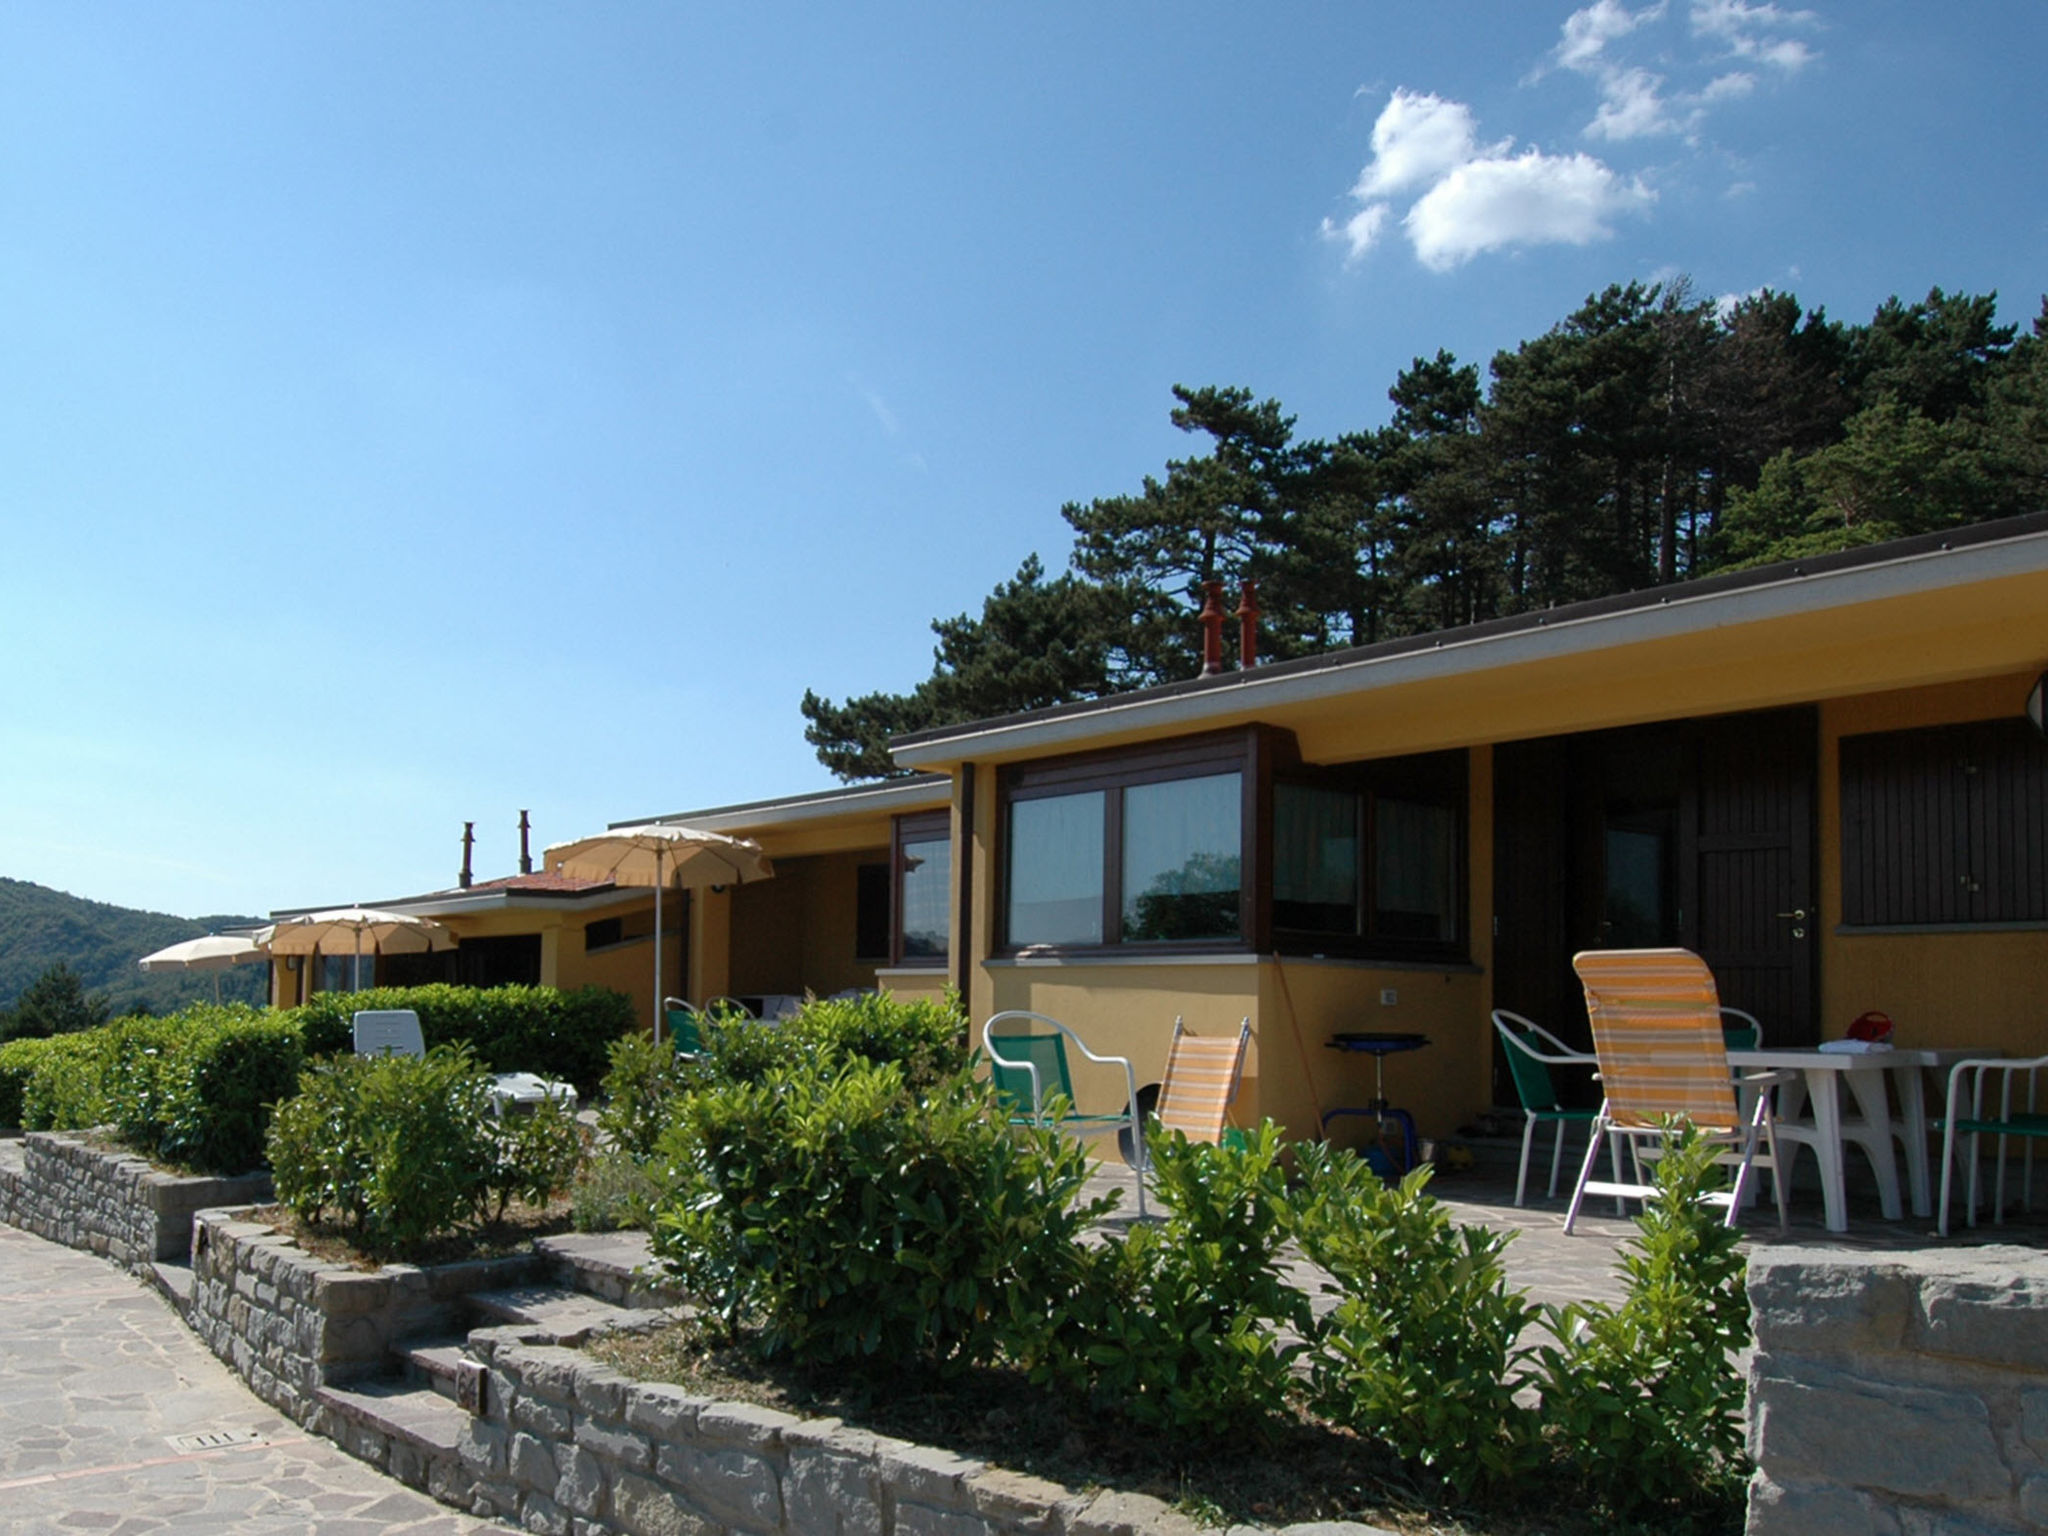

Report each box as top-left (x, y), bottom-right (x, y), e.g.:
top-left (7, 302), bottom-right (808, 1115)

top-left (1728, 1047), bottom-right (1986, 1232)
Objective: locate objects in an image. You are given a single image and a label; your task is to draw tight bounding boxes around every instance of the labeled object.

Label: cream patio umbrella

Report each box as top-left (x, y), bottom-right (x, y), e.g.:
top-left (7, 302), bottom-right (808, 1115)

top-left (542, 824), bottom-right (774, 1037)
top-left (255, 907), bottom-right (456, 994)
top-left (137, 933), bottom-right (267, 1003)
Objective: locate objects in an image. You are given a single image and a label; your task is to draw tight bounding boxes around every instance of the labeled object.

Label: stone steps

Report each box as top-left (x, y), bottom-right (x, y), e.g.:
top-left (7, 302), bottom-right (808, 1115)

top-left (147, 1257), bottom-right (195, 1315)
top-left (464, 1283), bottom-right (677, 1346)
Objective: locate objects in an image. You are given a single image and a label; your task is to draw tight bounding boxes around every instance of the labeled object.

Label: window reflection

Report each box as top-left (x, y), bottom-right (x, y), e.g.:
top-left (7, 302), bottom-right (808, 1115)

top-left (1122, 773), bottom-right (1242, 941)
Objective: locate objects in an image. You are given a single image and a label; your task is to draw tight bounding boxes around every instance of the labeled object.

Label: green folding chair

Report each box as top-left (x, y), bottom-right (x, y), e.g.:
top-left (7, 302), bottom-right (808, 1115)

top-left (1492, 1010), bottom-right (1610, 1207)
top-left (983, 1009), bottom-right (1146, 1218)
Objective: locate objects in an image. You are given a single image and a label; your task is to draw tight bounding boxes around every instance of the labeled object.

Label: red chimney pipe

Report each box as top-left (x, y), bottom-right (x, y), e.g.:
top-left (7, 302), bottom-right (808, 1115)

top-left (518, 810), bottom-right (533, 875)
top-left (1235, 580), bottom-right (1259, 670)
top-left (459, 822), bottom-right (475, 889)
top-left (1198, 580), bottom-right (1226, 677)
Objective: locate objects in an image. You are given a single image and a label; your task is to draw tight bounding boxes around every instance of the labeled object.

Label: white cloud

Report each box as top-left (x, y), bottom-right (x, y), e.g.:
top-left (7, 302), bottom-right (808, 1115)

top-left (1320, 202), bottom-right (1391, 262)
top-left (1555, 0), bottom-right (1666, 71)
top-left (1690, 1), bottom-right (1818, 71)
top-left (1352, 89), bottom-right (1483, 199)
top-left (1404, 149), bottom-right (1654, 270)
top-left (1586, 67), bottom-right (1676, 140)
top-left (1699, 71), bottom-right (1757, 101)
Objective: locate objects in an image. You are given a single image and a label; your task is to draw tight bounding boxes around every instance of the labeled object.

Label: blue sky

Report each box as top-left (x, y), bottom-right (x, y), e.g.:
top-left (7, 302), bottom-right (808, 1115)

top-left (1, 2), bottom-right (2042, 921)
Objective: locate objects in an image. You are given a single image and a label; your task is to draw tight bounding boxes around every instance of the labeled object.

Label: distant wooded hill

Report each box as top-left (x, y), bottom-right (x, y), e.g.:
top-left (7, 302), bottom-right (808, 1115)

top-left (0, 876), bottom-right (268, 1016)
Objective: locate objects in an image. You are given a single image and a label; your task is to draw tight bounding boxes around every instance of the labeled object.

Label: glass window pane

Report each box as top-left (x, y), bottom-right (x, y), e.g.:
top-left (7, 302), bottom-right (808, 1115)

top-left (899, 835), bottom-right (951, 960)
top-left (1274, 783), bottom-right (1360, 934)
top-left (1008, 792), bottom-right (1105, 945)
top-left (1122, 773), bottom-right (1242, 942)
top-left (1375, 797), bottom-right (1457, 942)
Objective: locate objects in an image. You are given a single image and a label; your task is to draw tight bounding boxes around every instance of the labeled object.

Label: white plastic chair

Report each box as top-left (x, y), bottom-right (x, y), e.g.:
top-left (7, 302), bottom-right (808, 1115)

top-left (1938, 1055), bottom-right (2048, 1236)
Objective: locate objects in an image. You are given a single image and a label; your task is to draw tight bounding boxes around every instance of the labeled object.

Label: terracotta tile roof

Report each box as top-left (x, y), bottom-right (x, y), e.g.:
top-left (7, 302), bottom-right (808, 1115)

top-left (465, 871), bottom-right (614, 894)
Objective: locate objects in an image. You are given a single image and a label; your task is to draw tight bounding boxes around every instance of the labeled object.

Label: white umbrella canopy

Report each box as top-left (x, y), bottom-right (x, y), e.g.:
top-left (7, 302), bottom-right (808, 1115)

top-left (543, 825), bottom-right (774, 1035)
top-left (137, 933), bottom-right (268, 1003)
top-left (256, 907), bottom-right (456, 992)
top-left (138, 934), bottom-right (268, 973)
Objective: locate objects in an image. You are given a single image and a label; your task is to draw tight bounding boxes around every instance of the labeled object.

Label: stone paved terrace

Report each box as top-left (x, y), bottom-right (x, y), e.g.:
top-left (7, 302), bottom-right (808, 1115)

top-left (1072, 1145), bottom-right (2048, 1314)
top-left (0, 1216), bottom-right (516, 1536)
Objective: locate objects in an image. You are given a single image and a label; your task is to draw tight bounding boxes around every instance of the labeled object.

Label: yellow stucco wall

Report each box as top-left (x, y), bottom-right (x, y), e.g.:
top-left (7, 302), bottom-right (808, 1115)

top-left (724, 848), bottom-right (889, 1000)
top-left (1817, 671), bottom-right (2048, 1057)
top-left (877, 969), bottom-right (949, 1003)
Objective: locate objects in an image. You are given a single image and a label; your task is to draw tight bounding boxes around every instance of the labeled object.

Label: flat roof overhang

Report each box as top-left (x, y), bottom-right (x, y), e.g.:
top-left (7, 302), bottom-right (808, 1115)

top-left (613, 774), bottom-right (952, 860)
top-left (890, 517), bottom-right (2048, 771)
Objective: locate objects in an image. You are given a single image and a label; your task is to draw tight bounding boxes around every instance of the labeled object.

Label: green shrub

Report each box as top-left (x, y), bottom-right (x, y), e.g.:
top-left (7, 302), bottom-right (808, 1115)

top-left (268, 1048), bottom-right (498, 1253)
top-left (0, 1035), bottom-right (67, 1127)
top-left (596, 1032), bottom-right (699, 1162)
top-left (20, 1029), bottom-right (114, 1131)
top-left (268, 1045), bottom-right (588, 1255)
top-left (1292, 1145), bottom-right (1543, 1495)
top-left (286, 983), bottom-right (632, 1092)
top-left (156, 1010), bottom-right (305, 1174)
top-left (483, 1095), bottom-right (587, 1222)
top-left (101, 1013), bottom-right (200, 1153)
top-left (784, 990), bottom-right (970, 1091)
top-left (650, 1055), bottom-right (1108, 1374)
top-left (1049, 1123), bottom-right (1308, 1443)
top-left (571, 1146), bottom-right (664, 1233)
top-left (1534, 1125), bottom-right (1754, 1516)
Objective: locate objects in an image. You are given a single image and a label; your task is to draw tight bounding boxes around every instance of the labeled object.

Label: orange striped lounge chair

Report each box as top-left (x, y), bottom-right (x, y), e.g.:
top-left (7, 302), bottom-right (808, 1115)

top-left (1563, 948), bottom-right (1791, 1234)
top-left (1154, 1016), bottom-right (1252, 1148)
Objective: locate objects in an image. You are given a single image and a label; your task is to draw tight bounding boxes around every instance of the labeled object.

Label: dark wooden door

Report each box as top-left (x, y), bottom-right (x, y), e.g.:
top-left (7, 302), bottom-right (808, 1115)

top-left (1491, 708), bottom-right (1820, 1106)
top-left (1684, 708), bottom-right (1818, 1044)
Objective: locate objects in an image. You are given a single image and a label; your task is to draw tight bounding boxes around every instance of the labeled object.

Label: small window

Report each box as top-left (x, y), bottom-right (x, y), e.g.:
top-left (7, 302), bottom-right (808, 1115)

top-left (1273, 783), bottom-right (1361, 934)
top-left (584, 916), bottom-right (624, 951)
top-left (1008, 792), bottom-right (1107, 945)
top-left (1272, 751), bottom-right (1466, 960)
top-left (855, 862), bottom-right (890, 961)
top-left (1121, 773), bottom-right (1241, 942)
top-left (892, 811), bottom-right (952, 965)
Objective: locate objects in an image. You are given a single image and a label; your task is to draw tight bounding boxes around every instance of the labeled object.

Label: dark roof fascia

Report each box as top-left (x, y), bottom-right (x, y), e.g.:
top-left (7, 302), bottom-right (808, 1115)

top-left (890, 512), bottom-right (2048, 755)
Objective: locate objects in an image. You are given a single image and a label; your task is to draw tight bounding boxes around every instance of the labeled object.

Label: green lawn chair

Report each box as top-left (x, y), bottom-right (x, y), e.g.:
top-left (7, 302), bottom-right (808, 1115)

top-left (983, 1009), bottom-right (1146, 1218)
top-left (1492, 1009), bottom-right (1611, 1208)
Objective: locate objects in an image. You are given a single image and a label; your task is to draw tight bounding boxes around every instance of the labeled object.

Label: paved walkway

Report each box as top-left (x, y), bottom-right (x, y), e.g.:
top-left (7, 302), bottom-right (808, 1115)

top-left (0, 1222), bottom-right (513, 1536)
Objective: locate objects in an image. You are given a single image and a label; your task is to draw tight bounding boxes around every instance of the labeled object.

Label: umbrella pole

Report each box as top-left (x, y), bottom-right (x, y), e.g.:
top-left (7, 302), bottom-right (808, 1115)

top-left (652, 857), bottom-right (664, 1044)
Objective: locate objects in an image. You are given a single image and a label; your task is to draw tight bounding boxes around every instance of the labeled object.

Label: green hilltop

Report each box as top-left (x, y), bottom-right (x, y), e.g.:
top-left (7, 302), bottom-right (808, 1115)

top-left (0, 876), bottom-right (268, 1017)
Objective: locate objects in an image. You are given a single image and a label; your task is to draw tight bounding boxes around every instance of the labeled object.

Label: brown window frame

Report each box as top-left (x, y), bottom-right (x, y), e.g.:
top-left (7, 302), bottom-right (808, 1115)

top-left (996, 729), bottom-right (1269, 957)
top-left (890, 810), bottom-right (953, 968)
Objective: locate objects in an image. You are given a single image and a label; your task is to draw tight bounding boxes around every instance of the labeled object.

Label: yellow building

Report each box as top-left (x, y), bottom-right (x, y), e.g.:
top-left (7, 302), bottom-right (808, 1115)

top-left (266, 872), bottom-right (671, 1017)
top-left (276, 515), bottom-right (2048, 1159)
top-left (866, 513), bottom-right (2048, 1151)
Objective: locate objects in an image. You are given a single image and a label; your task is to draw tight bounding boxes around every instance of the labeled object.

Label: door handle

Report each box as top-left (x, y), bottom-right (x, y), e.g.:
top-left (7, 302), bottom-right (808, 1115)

top-left (1775, 909), bottom-right (1806, 921)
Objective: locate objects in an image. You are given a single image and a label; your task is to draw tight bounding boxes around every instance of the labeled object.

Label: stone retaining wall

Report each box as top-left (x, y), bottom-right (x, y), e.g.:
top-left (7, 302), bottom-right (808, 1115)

top-left (1748, 1244), bottom-right (2048, 1535)
top-left (0, 1129), bottom-right (271, 1267)
top-left (448, 1326), bottom-right (1226, 1536)
top-left (187, 1209), bottom-right (539, 1423)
